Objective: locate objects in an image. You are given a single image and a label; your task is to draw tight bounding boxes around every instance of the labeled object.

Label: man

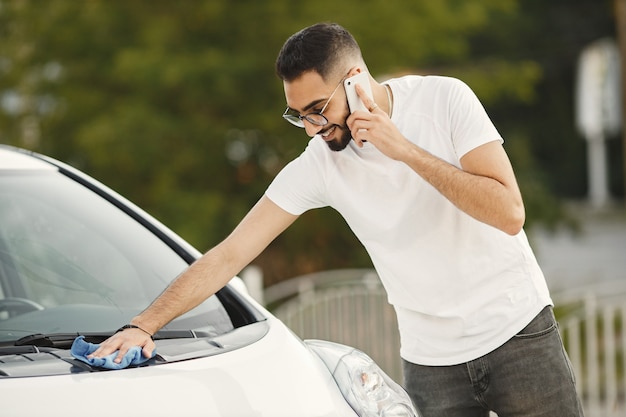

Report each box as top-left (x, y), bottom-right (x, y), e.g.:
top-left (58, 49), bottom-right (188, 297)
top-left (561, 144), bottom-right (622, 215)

top-left (92, 23), bottom-right (584, 416)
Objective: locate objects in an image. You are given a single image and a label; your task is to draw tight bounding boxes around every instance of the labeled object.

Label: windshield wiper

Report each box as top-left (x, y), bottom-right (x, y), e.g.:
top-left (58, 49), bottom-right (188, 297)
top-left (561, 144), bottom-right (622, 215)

top-left (13, 333), bottom-right (103, 348)
top-left (8, 329), bottom-right (211, 349)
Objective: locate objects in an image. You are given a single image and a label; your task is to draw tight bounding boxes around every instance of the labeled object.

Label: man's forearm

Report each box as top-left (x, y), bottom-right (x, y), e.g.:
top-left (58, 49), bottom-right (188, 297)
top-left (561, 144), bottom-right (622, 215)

top-left (402, 142), bottom-right (525, 235)
top-left (130, 245), bottom-right (237, 335)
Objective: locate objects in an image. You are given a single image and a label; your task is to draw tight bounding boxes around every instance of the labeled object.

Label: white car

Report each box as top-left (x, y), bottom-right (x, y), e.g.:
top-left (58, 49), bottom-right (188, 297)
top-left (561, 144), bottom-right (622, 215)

top-left (0, 145), bottom-right (418, 417)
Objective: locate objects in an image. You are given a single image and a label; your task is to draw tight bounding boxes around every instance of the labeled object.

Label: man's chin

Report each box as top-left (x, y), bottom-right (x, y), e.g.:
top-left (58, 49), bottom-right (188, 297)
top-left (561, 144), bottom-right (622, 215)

top-left (325, 131), bottom-right (352, 152)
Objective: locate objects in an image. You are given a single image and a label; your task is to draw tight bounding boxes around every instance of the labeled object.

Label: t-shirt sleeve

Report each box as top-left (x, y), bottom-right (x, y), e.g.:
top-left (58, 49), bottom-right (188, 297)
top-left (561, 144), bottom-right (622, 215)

top-left (447, 78), bottom-right (503, 158)
top-left (265, 140), bottom-right (328, 215)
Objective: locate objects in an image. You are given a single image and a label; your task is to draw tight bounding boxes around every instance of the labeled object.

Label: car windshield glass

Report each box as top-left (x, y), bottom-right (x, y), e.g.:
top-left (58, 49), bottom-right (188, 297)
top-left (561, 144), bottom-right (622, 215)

top-left (0, 170), bottom-right (233, 342)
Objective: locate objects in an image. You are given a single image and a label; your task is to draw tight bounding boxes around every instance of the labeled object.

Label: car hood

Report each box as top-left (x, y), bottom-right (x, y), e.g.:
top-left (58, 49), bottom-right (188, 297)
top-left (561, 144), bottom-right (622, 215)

top-left (0, 318), bottom-right (357, 417)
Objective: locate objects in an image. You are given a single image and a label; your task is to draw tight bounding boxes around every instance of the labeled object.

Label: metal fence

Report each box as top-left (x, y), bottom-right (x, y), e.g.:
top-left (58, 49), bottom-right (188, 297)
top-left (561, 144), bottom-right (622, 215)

top-left (265, 269), bottom-right (403, 381)
top-left (554, 281), bottom-right (626, 417)
top-left (256, 268), bottom-right (626, 416)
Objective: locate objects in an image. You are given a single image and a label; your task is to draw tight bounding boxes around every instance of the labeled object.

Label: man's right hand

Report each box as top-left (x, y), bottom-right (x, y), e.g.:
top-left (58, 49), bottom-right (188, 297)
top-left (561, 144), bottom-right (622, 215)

top-left (88, 327), bottom-right (155, 364)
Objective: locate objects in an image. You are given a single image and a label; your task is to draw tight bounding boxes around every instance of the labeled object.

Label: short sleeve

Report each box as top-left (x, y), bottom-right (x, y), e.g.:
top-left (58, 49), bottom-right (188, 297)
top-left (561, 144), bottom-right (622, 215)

top-left (447, 79), bottom-right (503, 158)
top-left (265, 140), bottom-right (329, 215)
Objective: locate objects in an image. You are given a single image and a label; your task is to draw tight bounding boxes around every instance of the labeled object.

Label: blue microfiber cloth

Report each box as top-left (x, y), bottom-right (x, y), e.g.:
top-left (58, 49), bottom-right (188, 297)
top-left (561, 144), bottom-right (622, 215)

top-left (71, 335), bottom-right (156, 369)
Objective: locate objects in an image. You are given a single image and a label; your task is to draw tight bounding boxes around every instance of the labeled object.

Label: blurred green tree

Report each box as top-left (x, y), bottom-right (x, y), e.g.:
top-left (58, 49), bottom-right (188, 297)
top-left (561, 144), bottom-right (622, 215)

top-left (0, 0), bottom-right (616, 284)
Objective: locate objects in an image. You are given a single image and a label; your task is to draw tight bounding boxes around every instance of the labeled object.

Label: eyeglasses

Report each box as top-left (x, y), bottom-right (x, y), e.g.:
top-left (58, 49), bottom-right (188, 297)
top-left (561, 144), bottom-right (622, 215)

top-left (282, 75), bottom-right (347, 128)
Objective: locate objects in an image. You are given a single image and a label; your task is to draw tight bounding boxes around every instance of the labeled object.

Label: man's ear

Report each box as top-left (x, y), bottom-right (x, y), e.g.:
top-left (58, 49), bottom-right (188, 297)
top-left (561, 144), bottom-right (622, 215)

top-left (346, 66), bottom-right (361, 78)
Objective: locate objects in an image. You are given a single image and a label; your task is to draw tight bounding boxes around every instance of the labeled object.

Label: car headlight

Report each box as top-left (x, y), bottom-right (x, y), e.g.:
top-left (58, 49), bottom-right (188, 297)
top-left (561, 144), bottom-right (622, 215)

top-left (305, 340), bottom-right (420, 417)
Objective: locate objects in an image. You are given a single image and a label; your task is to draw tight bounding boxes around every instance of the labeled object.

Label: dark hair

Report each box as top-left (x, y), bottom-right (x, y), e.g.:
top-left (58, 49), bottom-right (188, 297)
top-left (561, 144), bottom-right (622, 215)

top-left (275, 22), bottom-right (362, 82)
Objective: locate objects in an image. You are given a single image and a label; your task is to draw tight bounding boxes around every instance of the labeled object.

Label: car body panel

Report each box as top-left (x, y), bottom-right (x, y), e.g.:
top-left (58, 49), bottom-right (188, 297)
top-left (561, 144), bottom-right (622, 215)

top-left (1, 317), bottom-right (357, 417)
top-left (0, 147), bottom-right (54, 171)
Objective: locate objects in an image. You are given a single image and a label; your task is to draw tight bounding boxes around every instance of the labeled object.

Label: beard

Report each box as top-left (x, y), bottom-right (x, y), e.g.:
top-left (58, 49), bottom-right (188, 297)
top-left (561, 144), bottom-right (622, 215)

top-left (322, 124), bottom-right (353, 152)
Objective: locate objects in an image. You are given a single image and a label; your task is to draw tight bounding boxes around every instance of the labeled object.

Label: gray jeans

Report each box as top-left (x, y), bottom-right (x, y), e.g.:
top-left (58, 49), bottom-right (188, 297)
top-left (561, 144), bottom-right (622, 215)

top-left (402, 306), bottom-right (585, 417)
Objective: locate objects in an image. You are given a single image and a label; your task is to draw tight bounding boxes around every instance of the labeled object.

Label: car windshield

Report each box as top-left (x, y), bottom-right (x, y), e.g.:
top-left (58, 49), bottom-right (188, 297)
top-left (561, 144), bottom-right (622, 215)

top-left (0, 169), bottom-right (233, 342)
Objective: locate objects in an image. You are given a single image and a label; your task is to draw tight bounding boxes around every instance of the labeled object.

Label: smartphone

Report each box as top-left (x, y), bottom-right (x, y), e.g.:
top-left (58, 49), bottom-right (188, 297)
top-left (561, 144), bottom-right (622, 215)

top-left (344, 72), bottom-right (373, 113)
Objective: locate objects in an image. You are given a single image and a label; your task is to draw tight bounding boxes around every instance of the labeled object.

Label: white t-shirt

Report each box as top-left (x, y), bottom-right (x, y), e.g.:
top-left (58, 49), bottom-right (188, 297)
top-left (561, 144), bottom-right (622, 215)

top-left (265, 75), bottom-right (552, 365)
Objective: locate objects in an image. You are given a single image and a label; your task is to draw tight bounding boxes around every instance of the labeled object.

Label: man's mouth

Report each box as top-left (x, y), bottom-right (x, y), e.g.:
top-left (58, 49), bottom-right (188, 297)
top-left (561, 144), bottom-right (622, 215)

top-left (320, 125), bottom-right (337, 140)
